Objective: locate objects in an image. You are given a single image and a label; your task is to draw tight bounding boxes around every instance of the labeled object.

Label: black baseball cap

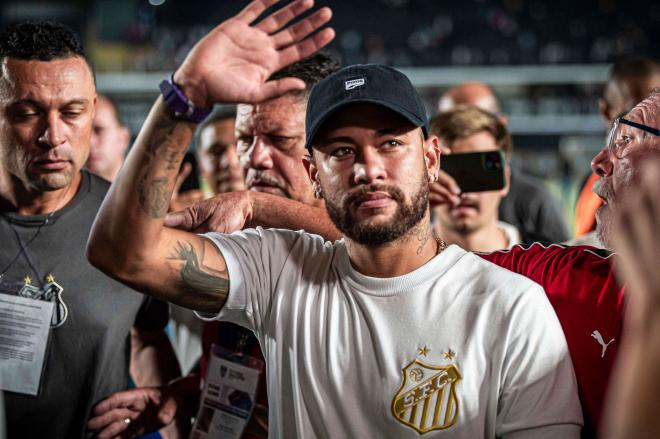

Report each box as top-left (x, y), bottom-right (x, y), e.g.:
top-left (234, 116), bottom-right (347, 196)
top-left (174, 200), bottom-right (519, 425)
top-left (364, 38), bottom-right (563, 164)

top-left (304, 64), bottom-right (429, 153)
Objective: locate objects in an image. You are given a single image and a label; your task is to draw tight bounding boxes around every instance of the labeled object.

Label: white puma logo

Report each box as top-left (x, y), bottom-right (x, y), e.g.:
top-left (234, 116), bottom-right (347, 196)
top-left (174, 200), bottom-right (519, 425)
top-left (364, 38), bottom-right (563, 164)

top-left (591, 330), bottom-right (615, 358)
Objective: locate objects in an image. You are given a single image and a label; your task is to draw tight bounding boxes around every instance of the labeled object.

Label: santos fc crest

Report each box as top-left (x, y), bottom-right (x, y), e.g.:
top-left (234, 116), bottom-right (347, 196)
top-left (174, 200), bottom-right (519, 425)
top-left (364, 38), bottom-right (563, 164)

top-left (391, 359), bottom-right (462, 434)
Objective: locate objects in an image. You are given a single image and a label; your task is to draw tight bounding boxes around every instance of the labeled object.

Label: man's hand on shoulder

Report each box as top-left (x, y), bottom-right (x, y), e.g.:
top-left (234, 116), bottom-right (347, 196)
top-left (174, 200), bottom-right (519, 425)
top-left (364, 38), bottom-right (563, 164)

top-left (165, 191), bottom-right (254, 234)
top-left (174, 0), bottom-right (334, 107)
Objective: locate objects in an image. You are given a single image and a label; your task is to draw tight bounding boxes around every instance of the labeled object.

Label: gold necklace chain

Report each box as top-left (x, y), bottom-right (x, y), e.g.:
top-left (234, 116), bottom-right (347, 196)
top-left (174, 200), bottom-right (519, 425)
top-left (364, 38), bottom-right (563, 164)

top-left (435, 237), bottom-right (447, 255)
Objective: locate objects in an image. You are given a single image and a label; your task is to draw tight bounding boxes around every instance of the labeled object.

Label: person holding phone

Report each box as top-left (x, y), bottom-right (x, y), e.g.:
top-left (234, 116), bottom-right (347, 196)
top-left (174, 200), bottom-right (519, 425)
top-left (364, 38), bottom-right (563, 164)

top-left (429, 107), bottom-right (520, 252)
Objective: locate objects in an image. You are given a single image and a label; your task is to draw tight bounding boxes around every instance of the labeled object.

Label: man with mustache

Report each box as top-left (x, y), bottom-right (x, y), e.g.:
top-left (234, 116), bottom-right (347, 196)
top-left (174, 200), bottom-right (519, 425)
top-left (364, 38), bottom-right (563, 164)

top-left (482, 90), bottom-right (659, 437)
top-left (0, 21), bottom-right (178, 439)
top-left (182, 88), bottom-right (660, 438)
top-left (87, 0), bottom-right (582, 436)
top-left (574, 57), bottom-right (660, 245)
top-left (430, 107), bottom-right (520, 252)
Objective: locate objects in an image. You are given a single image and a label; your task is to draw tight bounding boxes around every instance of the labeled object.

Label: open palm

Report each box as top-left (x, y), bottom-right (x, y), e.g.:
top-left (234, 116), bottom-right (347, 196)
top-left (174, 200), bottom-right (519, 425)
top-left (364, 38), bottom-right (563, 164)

top-left (175, 0), bottom-right (334, 106)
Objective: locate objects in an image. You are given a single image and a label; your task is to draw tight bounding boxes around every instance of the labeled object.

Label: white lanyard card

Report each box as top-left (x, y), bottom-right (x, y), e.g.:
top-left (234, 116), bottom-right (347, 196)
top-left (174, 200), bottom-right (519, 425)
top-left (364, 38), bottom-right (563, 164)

top-left (0, 293), bottom-right (53, 395)
top-left (191, 343), bottom-right (264, 439)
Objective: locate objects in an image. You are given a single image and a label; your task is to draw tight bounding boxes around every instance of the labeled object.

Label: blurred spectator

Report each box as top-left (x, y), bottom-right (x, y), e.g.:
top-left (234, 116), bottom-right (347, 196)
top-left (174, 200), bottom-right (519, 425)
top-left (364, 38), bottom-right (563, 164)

top-left (574, 57), bottom-right (660, 245)
top-left (197, 108), bottom-right (244, 196)
top-left (437, 82), bottom-right (570, 245)
top-left (430, 107), bottom-right (520, 251)
top-left (86, 94), bottom-right (131, 182)
top-left (438, 82), bottom-right (501, 116)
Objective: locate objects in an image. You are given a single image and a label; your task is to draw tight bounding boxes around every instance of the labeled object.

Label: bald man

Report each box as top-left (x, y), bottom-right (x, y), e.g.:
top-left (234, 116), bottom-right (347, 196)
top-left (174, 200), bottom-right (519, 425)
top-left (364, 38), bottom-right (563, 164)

top-left (438, 82), bottom-right (501, 116)
top-left (437, 82), bottom-right (570, 245)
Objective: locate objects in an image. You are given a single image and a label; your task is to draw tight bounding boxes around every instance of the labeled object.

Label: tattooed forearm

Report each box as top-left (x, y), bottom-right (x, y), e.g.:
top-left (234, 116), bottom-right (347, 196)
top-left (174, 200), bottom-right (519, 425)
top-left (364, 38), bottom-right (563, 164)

top-left (146, 114), bottom-right (188, 170)
top-left (137, 173), bottom-right (170, 218)
top-left (135, 111), bottom-right (194, 218)
top-left (168, 239), bottom-right (229, 301)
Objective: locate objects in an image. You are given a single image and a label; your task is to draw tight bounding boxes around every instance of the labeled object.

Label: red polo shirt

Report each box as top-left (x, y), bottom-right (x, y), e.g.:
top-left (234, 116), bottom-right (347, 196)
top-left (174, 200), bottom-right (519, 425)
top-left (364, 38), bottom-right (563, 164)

top-left (480, 243), bottom-right (625, 438)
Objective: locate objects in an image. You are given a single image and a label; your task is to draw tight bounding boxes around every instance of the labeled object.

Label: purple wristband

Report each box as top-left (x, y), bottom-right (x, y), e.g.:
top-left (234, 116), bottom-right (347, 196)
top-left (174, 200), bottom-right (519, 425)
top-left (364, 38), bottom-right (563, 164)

top-left (159, 74), bottom-right (212, 123)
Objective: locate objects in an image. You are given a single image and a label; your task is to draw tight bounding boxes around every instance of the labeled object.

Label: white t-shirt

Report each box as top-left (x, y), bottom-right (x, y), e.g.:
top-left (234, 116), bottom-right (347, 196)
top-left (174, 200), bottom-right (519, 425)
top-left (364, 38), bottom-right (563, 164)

top-left (498, 221), bottom-right (522, 249)
top-left (202, 227), bottom-right (582, 438)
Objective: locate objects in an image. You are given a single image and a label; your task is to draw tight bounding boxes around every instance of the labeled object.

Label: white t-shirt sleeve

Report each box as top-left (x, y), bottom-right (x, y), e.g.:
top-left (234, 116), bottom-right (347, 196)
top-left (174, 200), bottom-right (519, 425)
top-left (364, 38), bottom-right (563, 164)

top-left (497, 283), bottom-right (583, 438)
top-left (196, 227), bottom-right (305, 333)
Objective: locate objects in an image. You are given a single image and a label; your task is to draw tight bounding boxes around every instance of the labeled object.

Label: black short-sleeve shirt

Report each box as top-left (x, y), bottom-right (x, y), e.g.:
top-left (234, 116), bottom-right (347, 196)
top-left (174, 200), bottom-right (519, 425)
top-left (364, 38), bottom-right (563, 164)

top-left (0, 170), bottom-right (169, 439)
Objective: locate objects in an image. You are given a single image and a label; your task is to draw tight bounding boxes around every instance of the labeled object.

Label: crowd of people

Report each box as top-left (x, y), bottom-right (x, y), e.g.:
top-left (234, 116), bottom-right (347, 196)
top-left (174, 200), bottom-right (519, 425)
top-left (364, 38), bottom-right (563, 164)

top-left (1, 1), bottom-right (660, 438)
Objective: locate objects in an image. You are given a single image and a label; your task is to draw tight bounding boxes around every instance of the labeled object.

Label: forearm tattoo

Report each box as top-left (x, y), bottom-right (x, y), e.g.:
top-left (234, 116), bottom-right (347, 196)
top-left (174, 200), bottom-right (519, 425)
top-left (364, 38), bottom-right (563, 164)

top-left (168, 238), bottom-right (229, 301)
top-left (137, 174), bottom-right (170, 219)
top-left (136, 112), bottom-right (189, 218)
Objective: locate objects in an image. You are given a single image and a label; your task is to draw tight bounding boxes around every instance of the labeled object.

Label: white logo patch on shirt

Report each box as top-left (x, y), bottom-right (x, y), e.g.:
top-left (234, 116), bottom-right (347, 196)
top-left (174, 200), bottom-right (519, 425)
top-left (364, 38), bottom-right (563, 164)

top-left (345, 78), bottom-right (365, 90)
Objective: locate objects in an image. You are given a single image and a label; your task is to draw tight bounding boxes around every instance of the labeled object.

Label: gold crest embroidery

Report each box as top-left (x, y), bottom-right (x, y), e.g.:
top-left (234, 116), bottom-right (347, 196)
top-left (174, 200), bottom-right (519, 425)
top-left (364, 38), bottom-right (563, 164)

top-left (391, 359), bottom-right (462, 434)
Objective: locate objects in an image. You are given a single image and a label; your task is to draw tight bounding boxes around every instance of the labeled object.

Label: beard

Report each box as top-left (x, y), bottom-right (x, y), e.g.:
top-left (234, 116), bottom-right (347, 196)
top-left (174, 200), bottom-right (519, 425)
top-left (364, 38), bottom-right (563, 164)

top-left (593, 179), bottom-right (614, 249)
top-left (323, 172), bottom-right (429, 246)
top-left (595, 205), bottom-right (613, 249)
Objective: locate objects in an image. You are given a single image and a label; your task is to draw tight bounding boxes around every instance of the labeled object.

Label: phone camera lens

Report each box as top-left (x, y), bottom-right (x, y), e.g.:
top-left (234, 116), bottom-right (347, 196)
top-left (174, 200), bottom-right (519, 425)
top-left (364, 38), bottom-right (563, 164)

top-left (484, 152), bottom-right (502, 171)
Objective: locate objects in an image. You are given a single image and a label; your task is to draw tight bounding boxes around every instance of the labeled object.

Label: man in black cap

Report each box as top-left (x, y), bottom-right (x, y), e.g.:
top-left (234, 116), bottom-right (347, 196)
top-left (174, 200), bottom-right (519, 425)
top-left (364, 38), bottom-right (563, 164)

top-left (87, 1), bottom-right (581, 436)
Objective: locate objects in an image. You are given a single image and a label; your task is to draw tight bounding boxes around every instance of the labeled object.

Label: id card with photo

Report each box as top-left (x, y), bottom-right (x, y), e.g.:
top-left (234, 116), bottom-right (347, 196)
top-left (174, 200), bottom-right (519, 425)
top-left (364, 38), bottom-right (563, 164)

top-left (191, 344), bottom-right (264, 439)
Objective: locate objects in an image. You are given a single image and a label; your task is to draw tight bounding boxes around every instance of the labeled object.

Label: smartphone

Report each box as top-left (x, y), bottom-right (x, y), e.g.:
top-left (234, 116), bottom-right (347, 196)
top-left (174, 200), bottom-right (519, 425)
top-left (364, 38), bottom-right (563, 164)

top-left (440, 150), bottom-right (506, 193)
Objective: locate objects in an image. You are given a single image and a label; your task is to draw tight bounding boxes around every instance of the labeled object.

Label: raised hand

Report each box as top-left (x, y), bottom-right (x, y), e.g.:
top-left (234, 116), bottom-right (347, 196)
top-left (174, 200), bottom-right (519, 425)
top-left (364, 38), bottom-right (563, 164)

top-left (174, 0), bottom-right (334, 107)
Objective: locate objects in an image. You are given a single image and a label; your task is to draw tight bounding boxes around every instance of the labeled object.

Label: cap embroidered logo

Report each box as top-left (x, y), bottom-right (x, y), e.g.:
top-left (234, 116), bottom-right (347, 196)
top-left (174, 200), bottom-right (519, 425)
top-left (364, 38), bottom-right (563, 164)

top-left (345, 78), bottom-right (365, 90)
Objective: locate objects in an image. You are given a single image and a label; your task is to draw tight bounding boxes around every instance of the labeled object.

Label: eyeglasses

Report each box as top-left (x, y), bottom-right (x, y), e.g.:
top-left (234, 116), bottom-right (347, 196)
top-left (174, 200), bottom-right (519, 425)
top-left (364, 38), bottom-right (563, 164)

top-left (607, 117), bottom-right (660, 158)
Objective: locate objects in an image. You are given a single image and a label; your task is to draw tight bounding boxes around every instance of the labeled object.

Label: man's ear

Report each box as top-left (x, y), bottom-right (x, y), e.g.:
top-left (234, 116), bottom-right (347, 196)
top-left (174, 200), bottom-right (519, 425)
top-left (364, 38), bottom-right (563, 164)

top-left (302, 153), bottom-right (321, 194)
top-left (424, 134), bottom-right (441, 179)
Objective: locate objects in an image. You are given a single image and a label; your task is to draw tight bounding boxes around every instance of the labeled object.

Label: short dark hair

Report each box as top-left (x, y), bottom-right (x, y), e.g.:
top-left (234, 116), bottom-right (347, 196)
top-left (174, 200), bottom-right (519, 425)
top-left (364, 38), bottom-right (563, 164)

top-left (200, 107), bottom-right (237, 132)
top-left (610, 56), bottom-right (660, 82)
top-left (603, 56), bottom-right (660, 104)
top-left (430, 106), bottom-right (512, 157)
top-left (269, 51), bottom-right (340, 100)
top-left (98, 94), bottom-right (125, 127)
top-left (0, 21), bottom-right (93, 79)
